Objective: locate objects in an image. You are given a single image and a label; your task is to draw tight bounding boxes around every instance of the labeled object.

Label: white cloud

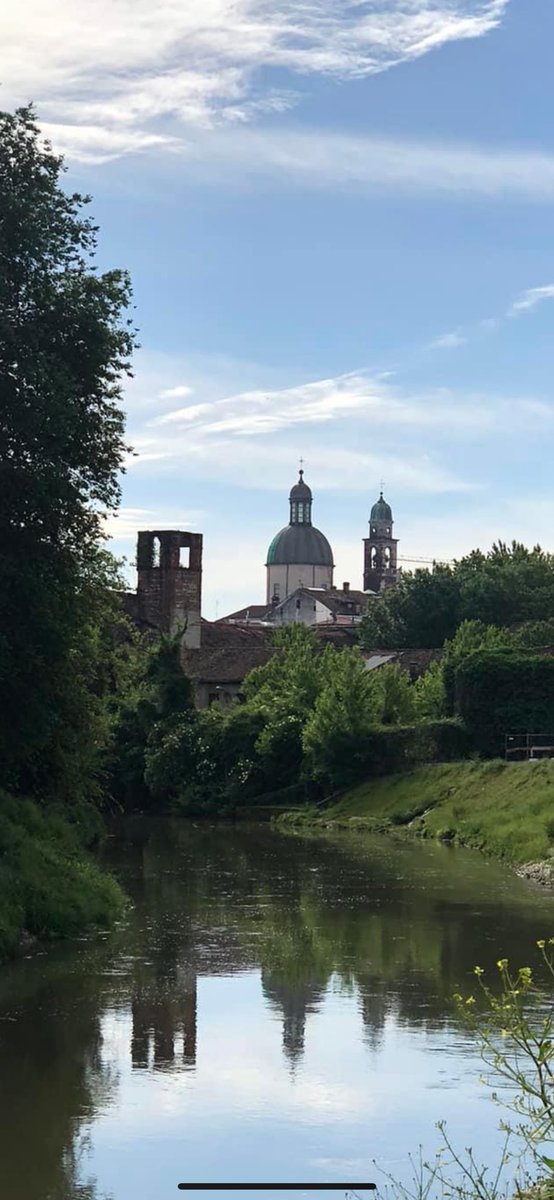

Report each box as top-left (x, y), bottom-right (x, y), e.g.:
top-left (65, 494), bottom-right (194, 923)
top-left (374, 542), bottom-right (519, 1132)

top-left (158, 385), bottom-right (195, 400)
top-left (103, 506), bottom-right (206, 540)
top-left (509, 284), bottom-right (554, 316)
top-left (176, 125), bottom-right (554, 200)
top-left (146, 371), bottom-right (493, 442)
top-left (428, 330), bottom-right (467, 349)
top-left (3, 1), bottom-right (509, 162)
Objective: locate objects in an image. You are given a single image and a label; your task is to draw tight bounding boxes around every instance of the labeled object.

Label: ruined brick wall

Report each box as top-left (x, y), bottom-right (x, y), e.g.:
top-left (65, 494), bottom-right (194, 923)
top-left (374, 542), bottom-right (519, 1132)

top-left (136, 531), bottom-right (202, 647)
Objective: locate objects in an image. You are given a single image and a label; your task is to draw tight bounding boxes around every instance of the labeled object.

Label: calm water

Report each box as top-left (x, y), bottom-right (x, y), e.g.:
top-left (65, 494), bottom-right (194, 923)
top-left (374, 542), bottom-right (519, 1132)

top-left (2, 820), bottom-right (554, 1200)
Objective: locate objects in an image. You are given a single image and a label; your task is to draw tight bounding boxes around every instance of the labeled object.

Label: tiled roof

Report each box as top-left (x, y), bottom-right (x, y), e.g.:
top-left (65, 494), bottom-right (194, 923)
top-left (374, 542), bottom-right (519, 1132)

top-left (218, 604), bottom-right (271, 623)
top-left (360, 646), bottom-right (443, 678)
top-left (182, 622), bottom-right (274, 684)
top-left (306, 587), bottom-right (369, 612)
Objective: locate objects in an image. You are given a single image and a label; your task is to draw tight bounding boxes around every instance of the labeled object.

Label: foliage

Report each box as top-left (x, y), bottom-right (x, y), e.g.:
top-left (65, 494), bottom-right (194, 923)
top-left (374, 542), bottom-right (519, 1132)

top-left (455, 651), bottom-right (554, 758)
top-left (359, 543), bottom-right (554, 650)
top-left (379, 662), bottom-right (417, 724)
top-left (378, 941), bottom-right (554, 1200)
top-left (108, 630), bottom-right (197, 807)
top-left (244, 624), bottom-right (332, 717)
top-left (455, 941), bottom-right (554, 1173)
top-left (0, 105), bottom-right (135, 799)
top-left (303, 649), bottom-right (384, 787)
top-left (122, 628), bottom-right (470, 807)
top-left (516, 620), bottom-right (554, 649)
top-left (413, 661), bottom-right (446, 720)
top-left (0, 794), bottom-right (126, 959)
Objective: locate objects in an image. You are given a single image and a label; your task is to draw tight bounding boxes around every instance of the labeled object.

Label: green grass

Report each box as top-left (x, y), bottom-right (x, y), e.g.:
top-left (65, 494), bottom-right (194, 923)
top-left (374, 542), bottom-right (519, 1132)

top-left (0, 794), bottom-right (126, 960)
top-left (290, 760), bottom-right (554, 866)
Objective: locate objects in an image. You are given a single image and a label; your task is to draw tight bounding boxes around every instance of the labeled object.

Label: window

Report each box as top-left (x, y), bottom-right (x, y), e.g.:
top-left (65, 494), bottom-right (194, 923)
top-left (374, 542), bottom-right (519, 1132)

top-left (179, 545), bottom-right (190, 569)
top-left (152, 537), bottom-right (161, 568)
top-left (297, 503), bottom-right (304, 523)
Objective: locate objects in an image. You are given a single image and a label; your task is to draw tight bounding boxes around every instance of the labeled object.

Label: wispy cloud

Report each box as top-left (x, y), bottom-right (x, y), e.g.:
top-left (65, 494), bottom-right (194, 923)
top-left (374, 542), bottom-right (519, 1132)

top-left (158, 385), bottom-right (195, 400)
top-left (146, 371), bottom-right (493, 440)
top-left (103, 506), bottom-right (206, 540)
top-left (428, 330), bottom-right (467, 349)
top-left (4, 1), bottom-right (509, 162)
top-left (175, 125), bottom-right (554, 201)
top-left (508, 284), bottom-right (554, 316)
top-left (120, 360), bottom-right (507, 499)
top-left (426, 282), bottom-right (554, 354)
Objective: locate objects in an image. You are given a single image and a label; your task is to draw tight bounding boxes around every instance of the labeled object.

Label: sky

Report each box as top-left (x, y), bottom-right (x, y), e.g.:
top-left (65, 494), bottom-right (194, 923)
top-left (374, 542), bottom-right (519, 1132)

top-left (4, 0), bottom-right (554, 617)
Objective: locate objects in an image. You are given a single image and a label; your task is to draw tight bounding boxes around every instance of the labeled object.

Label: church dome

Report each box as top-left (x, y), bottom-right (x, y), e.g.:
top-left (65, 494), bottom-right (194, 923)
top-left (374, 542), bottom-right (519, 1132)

top-left (266, 525), bottom-right (333, 567)
top-left (371, 492), bottom-right (392, 522)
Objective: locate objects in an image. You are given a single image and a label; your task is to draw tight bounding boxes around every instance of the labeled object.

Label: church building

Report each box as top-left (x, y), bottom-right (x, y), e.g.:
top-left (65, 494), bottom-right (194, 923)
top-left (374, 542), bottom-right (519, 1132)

top-left (265, 469), bottom-right (334, 603)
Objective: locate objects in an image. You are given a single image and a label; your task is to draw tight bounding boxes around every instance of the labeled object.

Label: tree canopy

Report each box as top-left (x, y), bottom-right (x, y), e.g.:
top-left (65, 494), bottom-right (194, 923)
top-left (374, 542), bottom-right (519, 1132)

top-left (0, 106), bottom-right (136, 796)
top-left (359, 542), bottom-right (554, 649)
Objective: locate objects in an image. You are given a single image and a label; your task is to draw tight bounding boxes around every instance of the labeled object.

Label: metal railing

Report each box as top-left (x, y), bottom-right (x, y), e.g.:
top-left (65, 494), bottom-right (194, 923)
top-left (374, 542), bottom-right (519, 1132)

top-left (505, 733), bottom-right (554, 762)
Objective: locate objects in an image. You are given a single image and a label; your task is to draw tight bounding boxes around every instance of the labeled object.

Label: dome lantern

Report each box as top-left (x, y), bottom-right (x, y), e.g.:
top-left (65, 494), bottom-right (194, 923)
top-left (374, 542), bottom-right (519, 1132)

top-left (289, 469), bottom-right (313, 526)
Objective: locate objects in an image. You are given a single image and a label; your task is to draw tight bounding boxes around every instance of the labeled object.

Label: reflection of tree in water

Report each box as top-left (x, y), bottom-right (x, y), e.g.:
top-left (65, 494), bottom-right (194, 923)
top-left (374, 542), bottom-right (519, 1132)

top-left (2, 817), bottom-right (553, 1199)
top-left (0, 951), bottom-right (116, 1200)
top-left (262, 971), bottom-right (327, 1065)
top-left (107, 818), bottom-right (554, 1067)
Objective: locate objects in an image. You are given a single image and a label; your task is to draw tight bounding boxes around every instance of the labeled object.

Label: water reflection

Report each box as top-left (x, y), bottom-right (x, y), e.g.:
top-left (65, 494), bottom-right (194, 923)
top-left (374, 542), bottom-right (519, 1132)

top-left (1, 820), bottom-right (554, 1200)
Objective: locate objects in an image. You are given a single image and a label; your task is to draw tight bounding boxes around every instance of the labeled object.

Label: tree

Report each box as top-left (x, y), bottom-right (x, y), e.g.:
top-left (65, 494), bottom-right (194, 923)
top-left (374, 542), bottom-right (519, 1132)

top-left (377, 662), bottom-right (416, 725)
top-left (360, 566), bottom-right (462, 650)
top-left (359, 543), bottom-right (554, 651)
top-left (303, 649), bottom-right (382, 787)
top-left (244, 624), bottom-right (331, 720)
top-left (413, 660), bottom-right (446, 720)
top-left (0, 106), bottom-right (135, 796)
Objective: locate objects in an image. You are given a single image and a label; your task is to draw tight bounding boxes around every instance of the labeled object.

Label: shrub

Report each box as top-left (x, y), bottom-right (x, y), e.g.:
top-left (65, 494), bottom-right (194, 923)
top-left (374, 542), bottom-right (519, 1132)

top-left (0, 795), bottom-right (125, 959)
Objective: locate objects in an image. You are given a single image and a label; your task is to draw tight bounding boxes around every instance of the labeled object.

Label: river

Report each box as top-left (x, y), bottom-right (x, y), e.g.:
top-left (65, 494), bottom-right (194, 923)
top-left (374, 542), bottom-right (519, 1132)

top-left (1, 819), bottom-right (554, 1200)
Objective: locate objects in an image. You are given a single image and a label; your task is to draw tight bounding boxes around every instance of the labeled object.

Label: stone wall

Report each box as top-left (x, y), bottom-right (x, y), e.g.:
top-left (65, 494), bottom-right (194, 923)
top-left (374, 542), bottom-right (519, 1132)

top-left (136, 530), bottom-right (202, 648)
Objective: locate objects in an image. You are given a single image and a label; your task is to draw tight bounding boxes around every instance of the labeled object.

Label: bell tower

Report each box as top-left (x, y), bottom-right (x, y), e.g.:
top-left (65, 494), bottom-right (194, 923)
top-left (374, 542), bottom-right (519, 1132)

top-left (363, 492), bottom-right (399, 592)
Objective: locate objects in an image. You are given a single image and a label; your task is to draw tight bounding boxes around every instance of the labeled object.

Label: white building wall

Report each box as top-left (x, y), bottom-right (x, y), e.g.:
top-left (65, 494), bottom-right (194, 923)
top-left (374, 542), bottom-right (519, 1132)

top-left (269, 591), bottom-right (337, 627)
top-left (266, 562), bottom-right (333, 604)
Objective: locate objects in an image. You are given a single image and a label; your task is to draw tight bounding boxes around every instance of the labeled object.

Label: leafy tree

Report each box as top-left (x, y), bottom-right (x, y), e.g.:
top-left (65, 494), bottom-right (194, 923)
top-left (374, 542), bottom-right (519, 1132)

top-left (244, 624), bottom-right (332, 719)
top-left (413, 660), bottom-right (446, 720)
top-left (515, 619), bottom-right (554, 649)
top-left (0, 105), bottom-right (135, 797)
top-left (360, 566), bottom-right (462, 649)
top-left (109, 631), bottom-right (196, 808)
top-left (443, 619), bottom-right (515, 668)
top-left (377, 662), bottom-right (416, 725)
top-left (303, 649), bottom-right (382, 787)
top-left (360, 543), bottom-right (554, 650)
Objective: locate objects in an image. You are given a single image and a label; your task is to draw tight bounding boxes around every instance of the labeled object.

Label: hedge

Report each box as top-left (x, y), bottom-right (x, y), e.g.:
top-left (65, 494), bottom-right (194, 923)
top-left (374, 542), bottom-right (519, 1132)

top-left (454, 650), bottom-right (554, 758)
top-left (350, 718), bottom-right (469, 781)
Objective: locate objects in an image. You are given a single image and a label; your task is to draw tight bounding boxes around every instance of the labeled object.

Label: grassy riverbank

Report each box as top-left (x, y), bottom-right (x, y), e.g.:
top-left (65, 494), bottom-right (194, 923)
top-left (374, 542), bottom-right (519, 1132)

top-left (280, 759), bottom-right (554, 867)
top-left (0, 796), bottom-right (126, 960)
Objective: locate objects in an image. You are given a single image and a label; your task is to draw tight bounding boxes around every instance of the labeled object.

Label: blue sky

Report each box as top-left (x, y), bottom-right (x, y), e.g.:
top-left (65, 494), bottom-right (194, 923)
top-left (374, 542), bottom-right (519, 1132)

top-left (5, 0), bottom-right (554, 616)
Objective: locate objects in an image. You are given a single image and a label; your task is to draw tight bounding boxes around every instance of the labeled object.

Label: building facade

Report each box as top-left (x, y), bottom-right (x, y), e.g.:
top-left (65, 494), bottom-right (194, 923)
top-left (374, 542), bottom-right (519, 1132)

top-left (265, 470), bottom-right (334, 603)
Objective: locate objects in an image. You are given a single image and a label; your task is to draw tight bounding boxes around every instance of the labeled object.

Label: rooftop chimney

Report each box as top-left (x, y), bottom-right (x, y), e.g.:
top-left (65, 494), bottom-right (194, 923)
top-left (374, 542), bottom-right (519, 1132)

top-left (343, 581), bottom-right (350, 593)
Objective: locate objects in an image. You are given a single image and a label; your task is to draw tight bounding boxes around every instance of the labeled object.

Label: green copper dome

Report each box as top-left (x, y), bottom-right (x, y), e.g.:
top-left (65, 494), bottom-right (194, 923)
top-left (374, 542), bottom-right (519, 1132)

top-left (370, 492), bottom-right (392, 522)
top-left (266, 525), bottom-right (333, 567)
